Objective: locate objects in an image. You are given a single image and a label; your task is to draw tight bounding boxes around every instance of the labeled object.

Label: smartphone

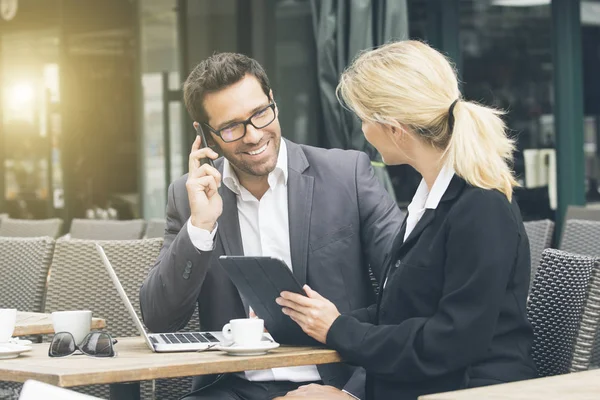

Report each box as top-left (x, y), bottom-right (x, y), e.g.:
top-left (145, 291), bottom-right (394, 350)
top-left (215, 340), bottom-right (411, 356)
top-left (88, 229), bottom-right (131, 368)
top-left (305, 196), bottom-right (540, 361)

top-left (195, 124), bottom-right (215, 168)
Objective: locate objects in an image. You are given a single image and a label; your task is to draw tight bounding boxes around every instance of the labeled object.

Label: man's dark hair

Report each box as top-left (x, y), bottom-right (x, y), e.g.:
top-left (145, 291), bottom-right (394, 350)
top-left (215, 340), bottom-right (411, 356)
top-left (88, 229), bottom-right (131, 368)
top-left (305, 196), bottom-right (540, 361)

top-left (183, 52), bottom-right (271, 124)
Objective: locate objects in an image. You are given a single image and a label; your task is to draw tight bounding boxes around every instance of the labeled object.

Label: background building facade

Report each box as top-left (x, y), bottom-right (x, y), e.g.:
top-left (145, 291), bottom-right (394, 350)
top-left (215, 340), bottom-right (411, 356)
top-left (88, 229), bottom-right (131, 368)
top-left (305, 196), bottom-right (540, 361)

top-left (0, 0), bottom-right (598, 236)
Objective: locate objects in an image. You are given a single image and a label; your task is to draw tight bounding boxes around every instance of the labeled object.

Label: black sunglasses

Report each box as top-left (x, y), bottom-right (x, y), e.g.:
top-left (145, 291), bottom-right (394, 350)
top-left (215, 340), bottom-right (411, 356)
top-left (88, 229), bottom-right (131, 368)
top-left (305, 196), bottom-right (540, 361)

top-left (202, 102), bottom-right (276, 143)
top-left (49, 331), bottom-right (117, 358)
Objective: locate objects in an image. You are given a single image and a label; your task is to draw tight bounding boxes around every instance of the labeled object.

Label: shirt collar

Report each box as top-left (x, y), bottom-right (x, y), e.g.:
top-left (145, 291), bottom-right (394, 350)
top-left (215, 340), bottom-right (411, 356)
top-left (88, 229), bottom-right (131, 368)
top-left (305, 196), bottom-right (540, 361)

top-left (407, 163), bottom-right (456, 213)
top-left (223, 139), bottom-right (288, 196)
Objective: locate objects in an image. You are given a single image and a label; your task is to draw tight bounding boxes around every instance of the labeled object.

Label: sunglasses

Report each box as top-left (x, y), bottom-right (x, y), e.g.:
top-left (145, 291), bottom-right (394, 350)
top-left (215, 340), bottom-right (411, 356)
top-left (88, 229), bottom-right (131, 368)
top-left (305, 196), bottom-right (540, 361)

top-left (49, 331), bottom-right (117, 358)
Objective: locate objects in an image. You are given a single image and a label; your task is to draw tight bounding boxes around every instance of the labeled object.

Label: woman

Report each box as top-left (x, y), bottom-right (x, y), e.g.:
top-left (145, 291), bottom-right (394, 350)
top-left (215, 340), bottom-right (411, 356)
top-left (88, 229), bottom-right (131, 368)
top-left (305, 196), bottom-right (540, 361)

top-left (276, 41), bottom-right (537, 400)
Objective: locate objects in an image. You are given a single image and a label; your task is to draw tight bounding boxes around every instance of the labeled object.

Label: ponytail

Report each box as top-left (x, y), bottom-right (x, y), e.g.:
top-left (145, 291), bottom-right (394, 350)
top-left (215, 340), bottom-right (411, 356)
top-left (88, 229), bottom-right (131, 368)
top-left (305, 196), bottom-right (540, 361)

top-left (446, 101), bottom-right (518, 201)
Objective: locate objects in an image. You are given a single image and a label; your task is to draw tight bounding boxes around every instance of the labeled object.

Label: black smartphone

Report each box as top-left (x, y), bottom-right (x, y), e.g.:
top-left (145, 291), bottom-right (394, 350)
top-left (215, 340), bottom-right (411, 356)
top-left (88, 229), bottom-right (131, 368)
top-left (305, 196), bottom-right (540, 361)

top-left (195, 124), bottom-right (215, 168)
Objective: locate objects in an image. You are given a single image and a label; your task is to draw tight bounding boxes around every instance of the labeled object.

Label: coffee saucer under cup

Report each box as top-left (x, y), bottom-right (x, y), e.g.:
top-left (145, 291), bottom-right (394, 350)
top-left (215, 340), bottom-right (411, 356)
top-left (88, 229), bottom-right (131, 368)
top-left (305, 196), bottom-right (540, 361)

top-left (8, 338), bottom-right (33, 346)
top-left (0, 343), bottom-right (32, 360)
top-left (214, 341), bottom-right (280, 356)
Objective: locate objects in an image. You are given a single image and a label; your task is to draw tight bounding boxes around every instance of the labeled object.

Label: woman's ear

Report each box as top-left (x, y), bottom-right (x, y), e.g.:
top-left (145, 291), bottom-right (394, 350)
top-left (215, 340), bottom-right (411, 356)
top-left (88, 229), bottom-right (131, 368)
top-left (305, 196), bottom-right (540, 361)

top-left (388, 123), bottom-right (408, 148)
top-left (389, 124), bottom-right (403, 138)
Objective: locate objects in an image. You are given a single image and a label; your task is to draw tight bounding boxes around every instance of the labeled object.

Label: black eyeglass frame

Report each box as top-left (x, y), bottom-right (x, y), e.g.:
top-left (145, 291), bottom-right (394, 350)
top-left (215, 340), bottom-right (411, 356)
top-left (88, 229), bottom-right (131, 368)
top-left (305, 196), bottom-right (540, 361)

top-left (48, 331), bottom-right (118, 358)
top-left (201, 102), bottom-right (277, 143)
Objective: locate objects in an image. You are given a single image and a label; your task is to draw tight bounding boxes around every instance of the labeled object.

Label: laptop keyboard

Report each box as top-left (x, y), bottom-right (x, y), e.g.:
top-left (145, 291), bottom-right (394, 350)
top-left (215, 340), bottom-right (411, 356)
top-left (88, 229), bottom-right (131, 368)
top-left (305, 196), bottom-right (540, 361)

top-left (154, 332), bottom-right (220, 345)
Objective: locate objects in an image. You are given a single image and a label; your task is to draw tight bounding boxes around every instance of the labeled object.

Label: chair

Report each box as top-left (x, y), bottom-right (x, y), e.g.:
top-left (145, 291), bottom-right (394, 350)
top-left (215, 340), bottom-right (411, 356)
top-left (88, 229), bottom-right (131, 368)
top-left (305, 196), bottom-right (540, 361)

top-left (0, 218), bottom-right (63, 238)
top-left (527, 249), bottom-right (600, 376)
top-left (0, 237), bottom-right (55, 398)
top-left (144, 218), bottom-right (166, 239)
top-left (0, 237), bottom-right (55, 311)
top-left (524, 219), bottom-right (554, 288)
top-left (69, 219), bottom-right (146, 240)
top-left (571, 254), bottom-right (600, 371)
top-left (43, 238), bottom-right (163, 399)
top-left (565, 205), bottom-right (600, 222)
top-left (560, 219), bottom-right (600, 257)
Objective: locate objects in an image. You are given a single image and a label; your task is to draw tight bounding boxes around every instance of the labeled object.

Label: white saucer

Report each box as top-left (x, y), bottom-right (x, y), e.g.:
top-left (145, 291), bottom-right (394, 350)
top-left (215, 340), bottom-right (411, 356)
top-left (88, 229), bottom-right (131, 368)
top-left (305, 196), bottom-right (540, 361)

top-left (0, 343), bottom-right (32, 360)
top-left (8, 338), bottom-right (33, 346)
top-left (215, 341), bottom-right (280, 356)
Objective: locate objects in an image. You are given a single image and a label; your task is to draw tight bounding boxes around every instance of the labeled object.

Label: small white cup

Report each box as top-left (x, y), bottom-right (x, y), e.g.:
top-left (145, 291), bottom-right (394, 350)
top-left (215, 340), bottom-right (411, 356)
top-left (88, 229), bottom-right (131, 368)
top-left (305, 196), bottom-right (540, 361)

top-left (222, 318), bottom-right (264, 346)
top-left (51, 310), bottom-right (92, 345)
top-left (0, 308), bottom-right (17, 343)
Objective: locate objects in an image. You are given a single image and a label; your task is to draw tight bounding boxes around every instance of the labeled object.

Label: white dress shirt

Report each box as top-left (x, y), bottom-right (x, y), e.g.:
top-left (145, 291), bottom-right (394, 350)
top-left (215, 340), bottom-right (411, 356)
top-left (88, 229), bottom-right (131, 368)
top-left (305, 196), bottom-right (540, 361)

top-left (404, 164), bottom-right (455, 241)
top-left (187, 140), bottom-right (321, 383)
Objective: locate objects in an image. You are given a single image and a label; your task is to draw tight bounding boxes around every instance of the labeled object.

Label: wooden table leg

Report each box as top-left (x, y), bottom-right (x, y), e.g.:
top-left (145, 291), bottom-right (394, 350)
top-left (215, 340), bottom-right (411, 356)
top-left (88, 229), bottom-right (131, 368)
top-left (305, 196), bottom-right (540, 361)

top-left (109, 382), bottom-right (140, 400)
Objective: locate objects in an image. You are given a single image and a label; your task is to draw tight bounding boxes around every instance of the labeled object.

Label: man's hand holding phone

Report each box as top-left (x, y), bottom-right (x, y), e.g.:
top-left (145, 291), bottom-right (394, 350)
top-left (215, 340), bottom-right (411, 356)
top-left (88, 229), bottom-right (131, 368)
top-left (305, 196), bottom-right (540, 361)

top-left (186, 131), bottom-right (222, 232)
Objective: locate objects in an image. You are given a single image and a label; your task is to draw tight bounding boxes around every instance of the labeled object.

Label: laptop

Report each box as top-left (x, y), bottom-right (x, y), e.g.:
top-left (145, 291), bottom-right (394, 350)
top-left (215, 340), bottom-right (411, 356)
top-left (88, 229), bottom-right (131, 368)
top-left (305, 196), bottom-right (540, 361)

top-left (96, 243), bottom-right (225, 352)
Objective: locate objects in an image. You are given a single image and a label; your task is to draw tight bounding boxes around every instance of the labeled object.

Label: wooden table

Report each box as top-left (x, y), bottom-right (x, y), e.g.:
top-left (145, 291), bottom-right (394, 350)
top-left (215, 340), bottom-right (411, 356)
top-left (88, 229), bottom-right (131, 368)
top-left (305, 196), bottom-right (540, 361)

top-left (14, 312), bottom-right (106, 336)
top-left (419, 369), bottom-right (600, 400)
top-left (0, 337), bottom-right (342, 399)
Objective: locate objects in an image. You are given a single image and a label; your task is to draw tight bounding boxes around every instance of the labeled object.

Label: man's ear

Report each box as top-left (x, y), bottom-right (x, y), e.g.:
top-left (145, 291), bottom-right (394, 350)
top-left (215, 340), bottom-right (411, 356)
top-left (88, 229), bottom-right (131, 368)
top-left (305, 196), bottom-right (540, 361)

top-left (193, 121), bottom-right (217, 148)
top-left (269, 89), bottom-right (274, 101)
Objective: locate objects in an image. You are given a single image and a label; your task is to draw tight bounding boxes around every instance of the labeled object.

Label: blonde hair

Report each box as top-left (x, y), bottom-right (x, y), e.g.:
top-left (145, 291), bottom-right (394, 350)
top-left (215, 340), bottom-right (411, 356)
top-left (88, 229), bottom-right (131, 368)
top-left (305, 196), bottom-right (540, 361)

top-left (337, 41), bottom-right (518, 200)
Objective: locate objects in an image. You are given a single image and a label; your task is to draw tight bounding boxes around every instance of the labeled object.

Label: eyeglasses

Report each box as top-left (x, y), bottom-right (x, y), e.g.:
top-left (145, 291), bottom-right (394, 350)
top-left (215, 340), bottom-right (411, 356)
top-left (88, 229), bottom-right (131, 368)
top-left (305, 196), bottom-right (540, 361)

top-left (203, 102), bottom-right (276, 143)
top-left (49, 332), bottom-right (117, 358)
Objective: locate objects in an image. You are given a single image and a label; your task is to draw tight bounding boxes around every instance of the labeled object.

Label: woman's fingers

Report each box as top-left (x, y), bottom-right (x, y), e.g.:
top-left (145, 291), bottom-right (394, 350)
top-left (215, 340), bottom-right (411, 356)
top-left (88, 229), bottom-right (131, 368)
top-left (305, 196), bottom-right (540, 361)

top-left (279, 291), bottom-right (314, 307)
top-left (282, 307), bottom-right (306, 324)
top-left (303, 285), bottom-right (324, 300)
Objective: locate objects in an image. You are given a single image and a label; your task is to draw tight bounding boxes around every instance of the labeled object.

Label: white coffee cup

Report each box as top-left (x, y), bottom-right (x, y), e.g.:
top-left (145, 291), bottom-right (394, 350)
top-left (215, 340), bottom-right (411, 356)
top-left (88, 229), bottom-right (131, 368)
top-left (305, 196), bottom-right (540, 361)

top-left (222, 318), bottom-right (264, 346)
top-left (0, 308), bottom-right (17, 343)
top-left (51, 310), bottom-right (92, 345)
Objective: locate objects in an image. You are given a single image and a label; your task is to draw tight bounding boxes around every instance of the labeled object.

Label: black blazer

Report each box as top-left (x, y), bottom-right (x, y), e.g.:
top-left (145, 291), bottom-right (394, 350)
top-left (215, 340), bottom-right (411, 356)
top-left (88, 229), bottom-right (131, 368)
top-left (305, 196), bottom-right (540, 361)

top-left (326, 176), bottom-right (538, 400)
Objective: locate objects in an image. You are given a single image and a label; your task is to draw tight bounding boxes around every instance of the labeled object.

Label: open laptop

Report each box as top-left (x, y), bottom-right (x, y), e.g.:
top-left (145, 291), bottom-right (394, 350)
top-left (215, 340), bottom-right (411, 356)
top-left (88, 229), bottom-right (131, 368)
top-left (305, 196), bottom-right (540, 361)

top-left (95, 243), bottom-right (225, 352)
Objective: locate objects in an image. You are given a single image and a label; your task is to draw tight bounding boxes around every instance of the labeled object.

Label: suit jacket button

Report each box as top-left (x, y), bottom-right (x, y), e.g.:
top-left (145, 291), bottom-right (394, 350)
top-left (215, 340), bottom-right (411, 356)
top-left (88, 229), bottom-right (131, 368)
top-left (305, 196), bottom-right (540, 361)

top-left (183, 272), bottom-right (190, 280)
top-left (186, 261), bottom-right (192, 268)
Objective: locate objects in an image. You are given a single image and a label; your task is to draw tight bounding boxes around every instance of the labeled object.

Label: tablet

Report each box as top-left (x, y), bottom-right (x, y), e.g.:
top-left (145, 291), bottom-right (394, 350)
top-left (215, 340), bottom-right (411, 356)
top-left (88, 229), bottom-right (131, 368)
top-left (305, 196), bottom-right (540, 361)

top-left (218, 256), bottom-right (320, 346)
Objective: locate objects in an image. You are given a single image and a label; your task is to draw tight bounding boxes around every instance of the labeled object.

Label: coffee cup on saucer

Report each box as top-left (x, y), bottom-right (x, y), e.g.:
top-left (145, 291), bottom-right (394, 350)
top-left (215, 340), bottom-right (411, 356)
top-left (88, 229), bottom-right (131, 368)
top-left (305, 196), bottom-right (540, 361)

top-left (0, 309), bottom-right (16, 343)
top-left (222, 318), bottom-right (264, 346)
top-left (51, 310), bottom-right (92, 345)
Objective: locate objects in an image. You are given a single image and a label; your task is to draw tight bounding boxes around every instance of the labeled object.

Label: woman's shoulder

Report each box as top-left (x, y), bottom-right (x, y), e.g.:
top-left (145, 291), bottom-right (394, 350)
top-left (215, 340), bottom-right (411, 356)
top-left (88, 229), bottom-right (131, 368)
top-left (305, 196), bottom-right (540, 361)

top-left (448, 182), bottom-right (520, 227)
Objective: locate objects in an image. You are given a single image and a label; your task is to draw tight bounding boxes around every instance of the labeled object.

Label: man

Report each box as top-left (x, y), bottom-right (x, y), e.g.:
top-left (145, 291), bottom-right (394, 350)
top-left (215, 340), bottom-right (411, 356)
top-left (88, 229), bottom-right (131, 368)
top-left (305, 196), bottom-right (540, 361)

top-left (139, 53), bottom-right (402, 400)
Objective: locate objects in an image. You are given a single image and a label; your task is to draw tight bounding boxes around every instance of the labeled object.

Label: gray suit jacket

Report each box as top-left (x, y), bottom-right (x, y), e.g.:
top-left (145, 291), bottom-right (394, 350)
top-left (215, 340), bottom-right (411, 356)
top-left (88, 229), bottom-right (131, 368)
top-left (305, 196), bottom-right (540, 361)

top-left (139, 139), bottom-right (402, 398)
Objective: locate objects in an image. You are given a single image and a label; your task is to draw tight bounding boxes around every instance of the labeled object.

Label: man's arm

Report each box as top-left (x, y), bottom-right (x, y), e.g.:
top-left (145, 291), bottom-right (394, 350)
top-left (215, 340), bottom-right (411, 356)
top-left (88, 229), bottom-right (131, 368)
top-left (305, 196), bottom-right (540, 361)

top-left (341, 368), bottom-right (366, 399)
top-left (333, 153), bottom-right (399, 399)
top-left (140, 135), bottom-right (222, 333)
top-left (139, 181), bottom-right (215, 333)
top-left (355, 152), bottom-right (403, 284)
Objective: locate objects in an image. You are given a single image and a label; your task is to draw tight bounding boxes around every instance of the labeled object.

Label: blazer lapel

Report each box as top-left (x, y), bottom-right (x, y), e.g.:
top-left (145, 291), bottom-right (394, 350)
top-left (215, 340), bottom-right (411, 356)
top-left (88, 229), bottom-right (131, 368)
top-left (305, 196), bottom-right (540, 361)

top-left (395, 175), bottom-right (466, 255)
top-left (286, 140), bottom-right (313, 287)
top-left (216, 178), bottom-right (244, 256)
top-left (398, 209), bottom-right (436, 252)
